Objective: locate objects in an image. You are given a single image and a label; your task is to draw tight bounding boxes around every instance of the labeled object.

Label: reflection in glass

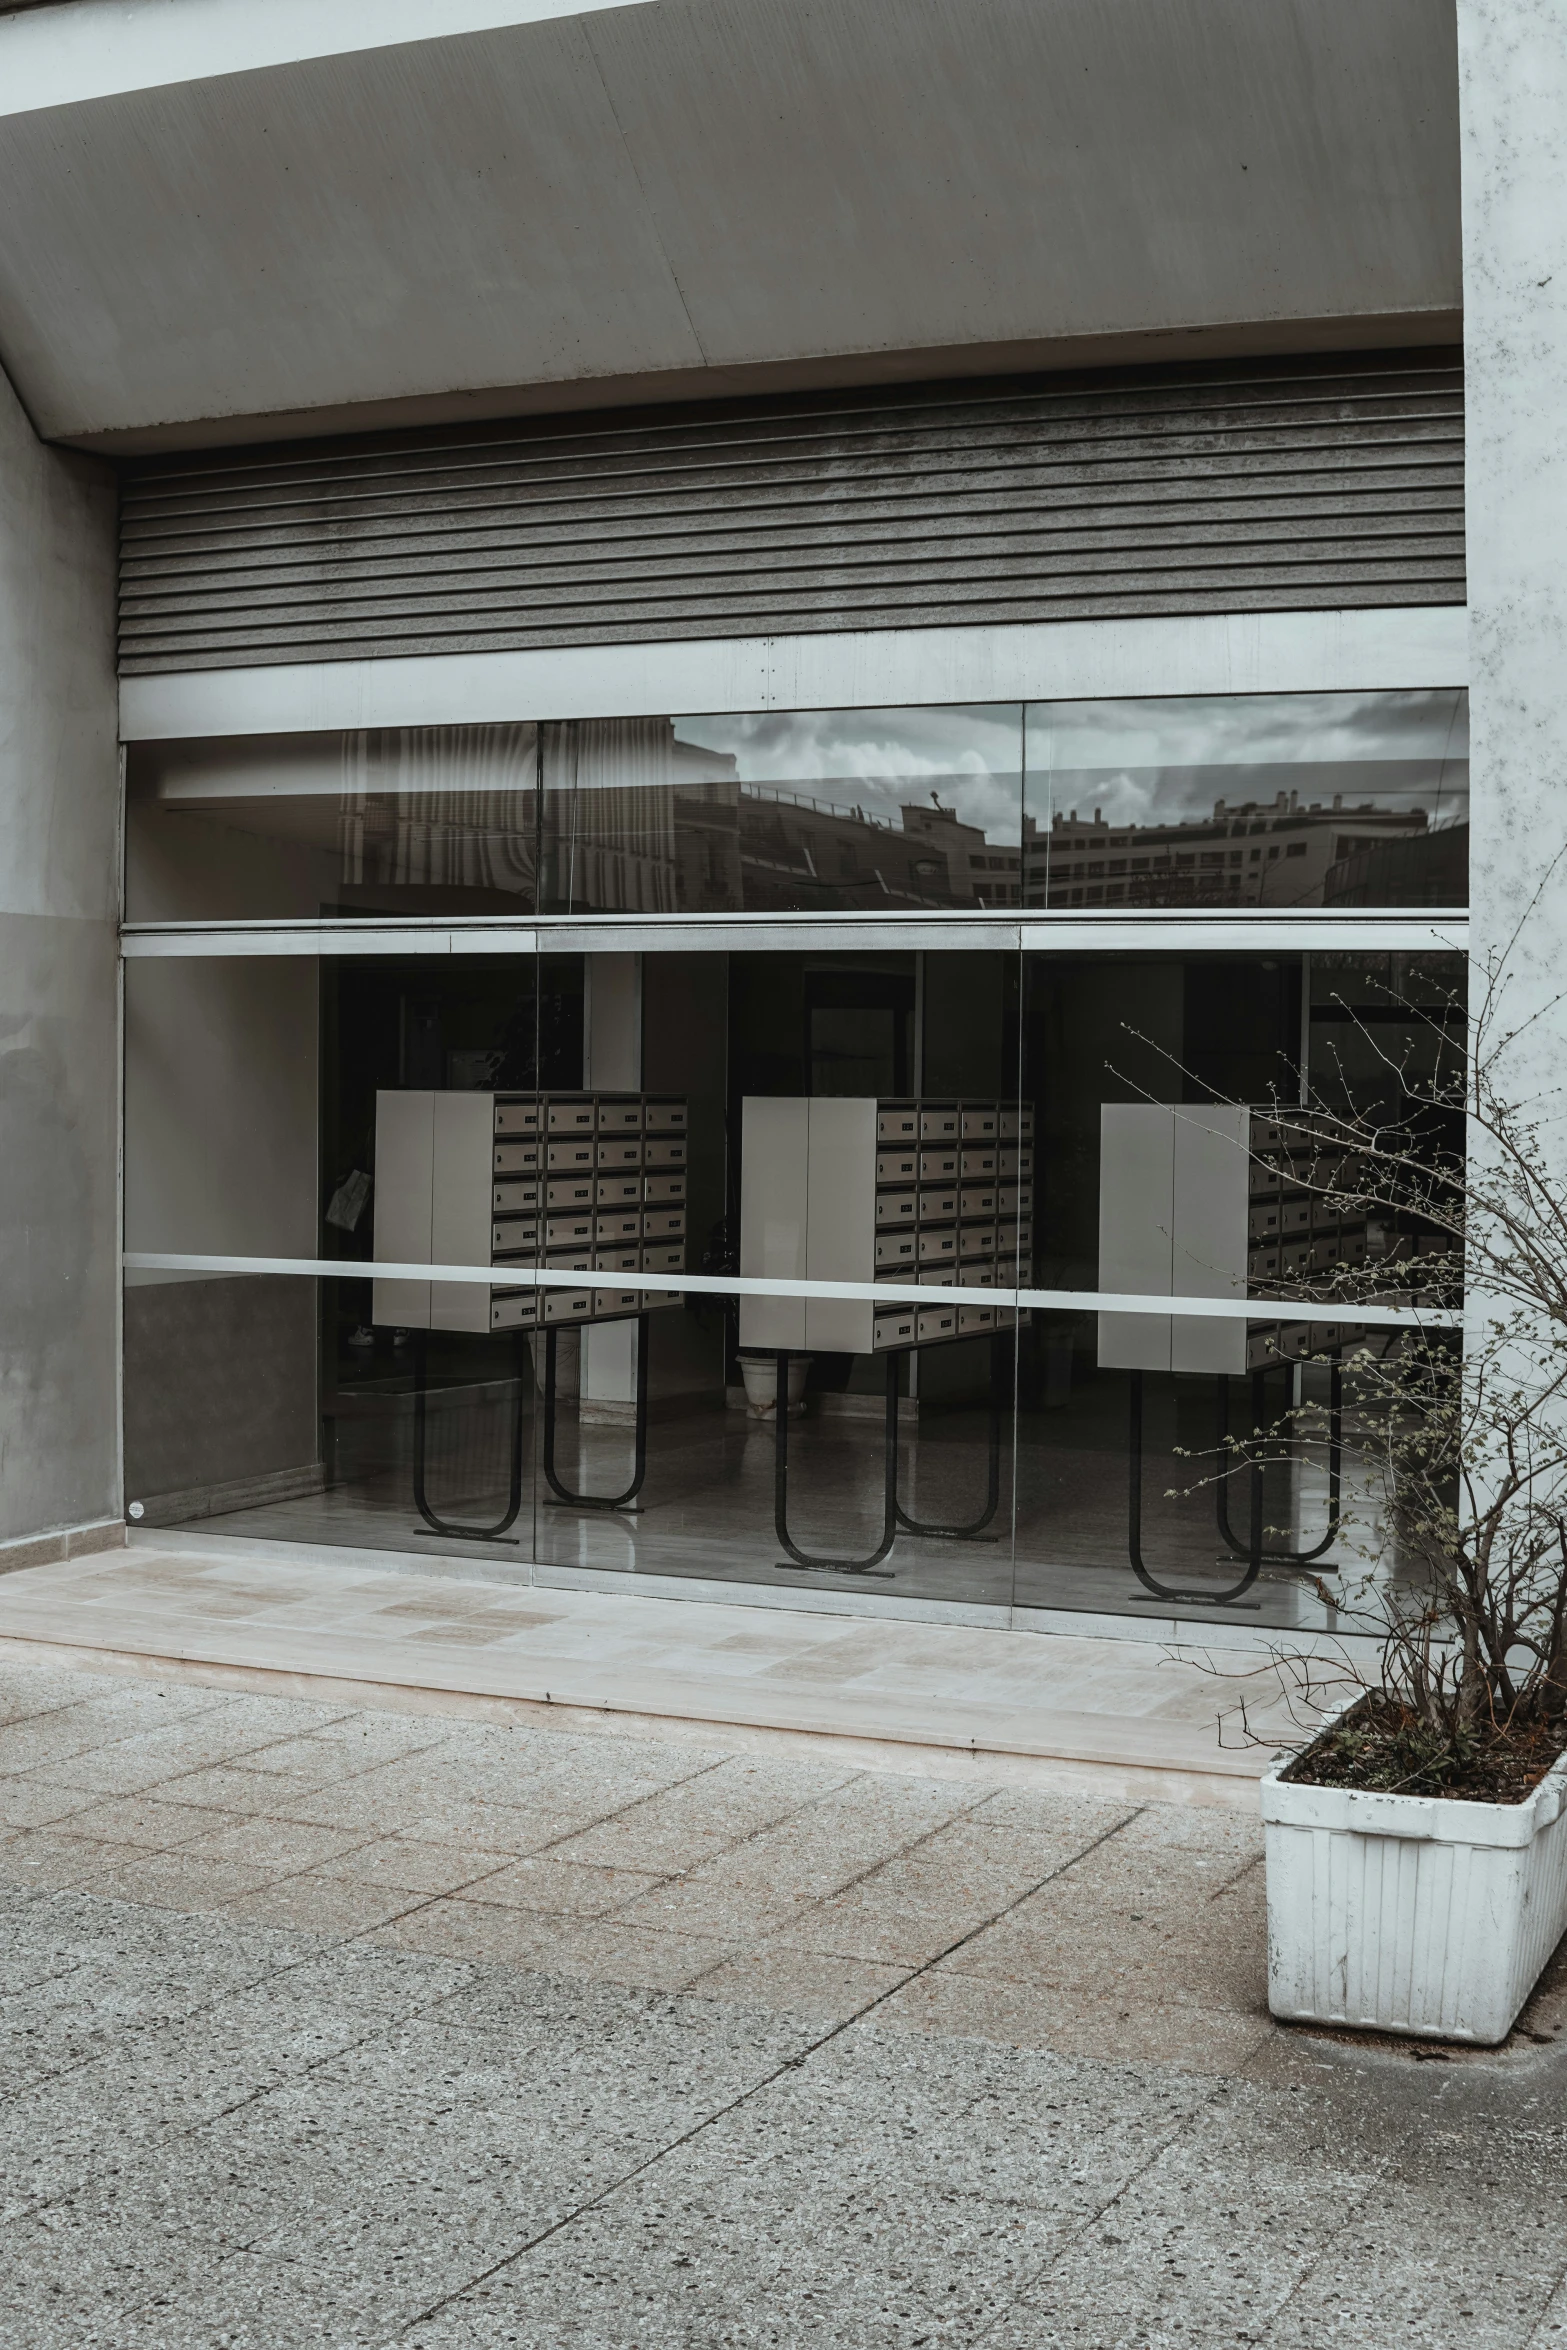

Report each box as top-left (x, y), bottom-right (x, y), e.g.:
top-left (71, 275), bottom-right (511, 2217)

top-left (1024, 689), bottom-right (1468, 910)
top-left (125, 689), bottom-right (1469, 924)
top-left (120, 940), bottom-right (1467, 1639)
top-left (1010, 950), bottom-right (1466, 1621)
top-left (126, 724), bottom-right (538, 922)
top-left (540, 706), bottom-right (1023, 914)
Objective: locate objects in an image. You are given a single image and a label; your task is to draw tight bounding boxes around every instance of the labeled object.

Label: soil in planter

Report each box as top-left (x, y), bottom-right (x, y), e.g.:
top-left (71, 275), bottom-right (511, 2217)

top-left (1283, 1692), bottom-right (1567, 1805)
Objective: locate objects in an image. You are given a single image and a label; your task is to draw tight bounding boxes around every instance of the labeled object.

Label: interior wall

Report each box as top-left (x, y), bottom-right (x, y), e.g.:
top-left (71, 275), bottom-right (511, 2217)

top-left (122, 955), bottom-right (321, 1504)
top-left (122, 1275), bottom-right (318, 1512)
top-left (0, 359), bottom-right (119, 1547)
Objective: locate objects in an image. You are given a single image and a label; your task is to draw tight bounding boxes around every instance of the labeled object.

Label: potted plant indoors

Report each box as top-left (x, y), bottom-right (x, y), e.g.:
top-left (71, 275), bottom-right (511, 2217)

top-left (1214, 952), bottom-right (1567, 2042)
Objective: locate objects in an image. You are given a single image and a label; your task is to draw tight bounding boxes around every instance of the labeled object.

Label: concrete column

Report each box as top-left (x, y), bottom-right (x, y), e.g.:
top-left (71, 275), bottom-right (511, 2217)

top-left (1458, 2), bottom-right (1567, 1076)
top-left (581, 953), bottom-right (642, 1412)
top-left (0, 365), bottom-right (119, 1559)
top-left (1455, 5), bottom-right (1567, 1523)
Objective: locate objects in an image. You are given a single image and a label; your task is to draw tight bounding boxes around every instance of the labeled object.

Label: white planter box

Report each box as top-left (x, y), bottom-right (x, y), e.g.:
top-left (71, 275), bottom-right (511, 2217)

top-left (1262, 1718), bottom-right (1567, 2044)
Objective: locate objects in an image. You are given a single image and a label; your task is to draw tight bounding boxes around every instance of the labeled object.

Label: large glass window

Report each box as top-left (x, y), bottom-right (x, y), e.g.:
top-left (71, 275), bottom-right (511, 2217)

top-left (121, 933), bottom-right (1465, 1636)
top-left (124, 689), bottom-right (1467, 924)
top-left (120, 675), bottom-right (1468, 1636)
top-left (1024, 690), bottom-right (1467, 910)
top-left (539, 706), bottom-right (1023, 915)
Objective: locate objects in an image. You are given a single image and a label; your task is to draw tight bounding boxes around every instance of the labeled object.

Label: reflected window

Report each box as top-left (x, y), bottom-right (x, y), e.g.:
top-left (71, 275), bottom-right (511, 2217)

top-left (1024, 690), bottom-right (1468, 910)
top-left (124, 689), bottom-right (1467, 924)
top-left (540, 706), bottom-right (1023, 915)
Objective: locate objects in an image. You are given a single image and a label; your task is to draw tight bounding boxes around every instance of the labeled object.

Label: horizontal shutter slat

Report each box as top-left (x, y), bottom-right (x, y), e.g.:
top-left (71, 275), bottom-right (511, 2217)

top-left (116, 351), bottom-right (1465, 675)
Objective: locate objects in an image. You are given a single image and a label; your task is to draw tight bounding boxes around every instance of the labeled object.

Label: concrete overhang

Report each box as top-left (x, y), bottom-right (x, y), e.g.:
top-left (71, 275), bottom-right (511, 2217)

top-left (0, 0), bottom-right (1462, 453)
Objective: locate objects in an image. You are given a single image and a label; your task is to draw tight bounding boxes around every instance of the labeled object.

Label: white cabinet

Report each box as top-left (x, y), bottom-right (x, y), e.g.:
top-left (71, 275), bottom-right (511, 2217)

top-left (1097, 1105), bottom-right (1365, 1374)
top-left (739, 1097), bottom-right (1035, 1355)
top-left (373, 1090), bottom-right (687, 1334)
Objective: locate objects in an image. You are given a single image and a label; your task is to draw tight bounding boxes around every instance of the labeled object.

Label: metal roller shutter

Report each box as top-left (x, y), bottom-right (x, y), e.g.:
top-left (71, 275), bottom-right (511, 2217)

top-left (117, 350), bottom-right (1464, 675)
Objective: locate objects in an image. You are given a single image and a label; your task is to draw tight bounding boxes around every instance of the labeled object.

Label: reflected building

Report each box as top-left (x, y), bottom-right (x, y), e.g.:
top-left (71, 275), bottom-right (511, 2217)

top-left (1031, 762), bottom-right (1465, 910)
top-left (540, 719), bottom-right (1023, 913)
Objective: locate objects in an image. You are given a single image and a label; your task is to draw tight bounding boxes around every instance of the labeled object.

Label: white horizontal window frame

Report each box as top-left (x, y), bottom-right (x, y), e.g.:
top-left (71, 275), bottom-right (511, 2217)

top-left (121, 1253), bottom-right (1461, 1333)
top-left (120, 912), bottom-right (1468, 959)
top-left (119, 607), bottom-right (1468, 741)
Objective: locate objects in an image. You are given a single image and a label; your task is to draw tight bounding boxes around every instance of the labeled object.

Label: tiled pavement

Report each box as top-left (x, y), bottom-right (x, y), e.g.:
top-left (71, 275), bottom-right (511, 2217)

top-left (2, 1657), bottom-right (1566, 2347)
top-left (0, 1540), bottom-right (1309, 1799)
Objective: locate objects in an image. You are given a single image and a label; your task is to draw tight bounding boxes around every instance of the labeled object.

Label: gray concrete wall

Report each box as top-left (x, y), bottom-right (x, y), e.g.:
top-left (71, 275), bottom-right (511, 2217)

top-left (1458, 4), bottom-right (1567, 1066)
top-left (0, 362), bottom-right (119, 1546)
top-left (121, 1275), bottom-right (319, 1516)
top-left (0, 0), bottom-right (1461, 450)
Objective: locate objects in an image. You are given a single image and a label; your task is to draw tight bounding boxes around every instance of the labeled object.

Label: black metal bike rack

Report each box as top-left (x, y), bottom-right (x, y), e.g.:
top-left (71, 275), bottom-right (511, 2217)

top-left (410, 1329), bottom-right (525, 1544)
top-left (542, 1312), bottom-right (650, 1513)
top-left (1214, 1355), bottom-right (1343, 1569)
top-left (892, 1327), bottom-right (1005, 1543)
top-left (1127, 1366), bottom-right (1264, 1606)
top-left (774, 1347), bottom-right (899, 1576)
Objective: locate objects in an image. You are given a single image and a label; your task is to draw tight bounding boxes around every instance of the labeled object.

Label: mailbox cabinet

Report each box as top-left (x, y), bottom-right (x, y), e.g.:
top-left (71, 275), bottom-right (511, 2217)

top-left (373, 1090), bottom-right (687, 1334)
top-left (739, 1097), bottom-right (1035, 1355)
top-left (1097, 1104), bottom-right (1364, 1375)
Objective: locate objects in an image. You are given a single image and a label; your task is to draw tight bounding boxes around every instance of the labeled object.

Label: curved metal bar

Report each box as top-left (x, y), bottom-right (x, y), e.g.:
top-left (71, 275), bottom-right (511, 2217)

top-left (893, 1328), bottom-right (1003, 1541)
top-left (1128, 1367), bottom-right (1263, 1606)
top-left (1215, 1356), bottom-right (1342, 1566)
top-left (542, 1314), bottom-right (649, 1512)
top-left (411, 1329), bottom-right (524, 1543)
top-left (775, 1347), bottom-right (898, 1577)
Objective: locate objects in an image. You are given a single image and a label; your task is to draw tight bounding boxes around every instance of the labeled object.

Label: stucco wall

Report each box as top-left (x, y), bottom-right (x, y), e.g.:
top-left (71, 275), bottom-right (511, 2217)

top-left (0, 362), bottom-right (119, 1546)
top-left (0, 0), bottom-right (1462, 450)
top-left (1458, 4), bottom-right (1567, 1062)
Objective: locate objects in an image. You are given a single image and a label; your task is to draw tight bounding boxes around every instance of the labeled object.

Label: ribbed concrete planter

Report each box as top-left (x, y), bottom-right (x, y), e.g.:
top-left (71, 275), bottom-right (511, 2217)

top-left (1262, 1712), bottom-right (1567, 2045)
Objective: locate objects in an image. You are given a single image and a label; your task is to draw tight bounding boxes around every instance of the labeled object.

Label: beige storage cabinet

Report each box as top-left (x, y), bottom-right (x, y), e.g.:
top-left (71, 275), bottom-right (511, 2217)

top-left (1097, 1104), bottom-right (1364, 1374)
top-left (739, 1097), bottom-right (1034, 1356)
top-left (373, 1090), bottom-right (687, 1334)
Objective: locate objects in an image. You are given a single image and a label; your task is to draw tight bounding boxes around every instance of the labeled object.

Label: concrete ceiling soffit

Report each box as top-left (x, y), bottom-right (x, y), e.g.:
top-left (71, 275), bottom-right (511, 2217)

top-left (0, 0), bottom-right (1462, 446)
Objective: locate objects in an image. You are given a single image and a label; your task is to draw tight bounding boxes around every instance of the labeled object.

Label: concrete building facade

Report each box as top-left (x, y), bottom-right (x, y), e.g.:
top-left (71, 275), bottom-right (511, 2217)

top-left (0, 0), bottom-right (1553, 1661)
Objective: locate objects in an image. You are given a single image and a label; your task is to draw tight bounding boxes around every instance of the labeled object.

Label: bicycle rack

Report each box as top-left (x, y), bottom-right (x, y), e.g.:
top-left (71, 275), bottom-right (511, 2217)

top-left (542, 1312), bottom-right (650, 1513)
top-left (410, 1329), bottom-right (525, 1544)
top-left (892, 1327), bottom-right (1005, 1543)
top-left (774, 1347), bottom-right (899, 1576)
top-left (1127, 1366), bottom-right (1264, 1606)
top-left (1215, 1355), bottom-right (1342, 1569)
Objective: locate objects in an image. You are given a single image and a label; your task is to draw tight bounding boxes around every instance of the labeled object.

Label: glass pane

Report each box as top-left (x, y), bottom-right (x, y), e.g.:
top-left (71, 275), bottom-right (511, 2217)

top-left (125, 724), bottom-right (538, 922)
top-left (1024, 689), bottom-right (1468, 910)
top-left (123, 953), bottom-right (325, 1524)
top-left (121, 937), bottom-right (1464, 1644)
top-left (526, 946), bottom-right (1024, 1608)
top-left (122, 944), bottom-right (1031, 1619)
top-left (1012, 949), bottom-right (1465, 1633)
top-left (540, 706), bottom-right (1023, 914)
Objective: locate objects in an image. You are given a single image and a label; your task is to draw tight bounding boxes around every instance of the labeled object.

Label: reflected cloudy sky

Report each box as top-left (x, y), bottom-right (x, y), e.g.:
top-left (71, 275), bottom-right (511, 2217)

top-left (1024, 690), bottom-right (1470, 832)
top-left (670, 691), bottom-right (1469, 851)
top-left (673, 704), bottom-right (1025, 846)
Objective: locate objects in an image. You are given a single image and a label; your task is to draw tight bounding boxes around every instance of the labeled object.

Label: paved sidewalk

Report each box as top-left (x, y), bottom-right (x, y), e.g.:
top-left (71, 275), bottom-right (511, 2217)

top-left (0, 1540), bottom-right (1309, 1799)
top-left (2, 1656), bottom-right (1566, 2346)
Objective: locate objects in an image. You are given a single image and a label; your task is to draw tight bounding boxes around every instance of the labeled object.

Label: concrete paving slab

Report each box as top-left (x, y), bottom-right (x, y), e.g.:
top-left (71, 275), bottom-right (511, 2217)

top-left (0, 1541), bottom-right (1307, 1797)
top-left (0, 1661), bottom-right (1565, 2345)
